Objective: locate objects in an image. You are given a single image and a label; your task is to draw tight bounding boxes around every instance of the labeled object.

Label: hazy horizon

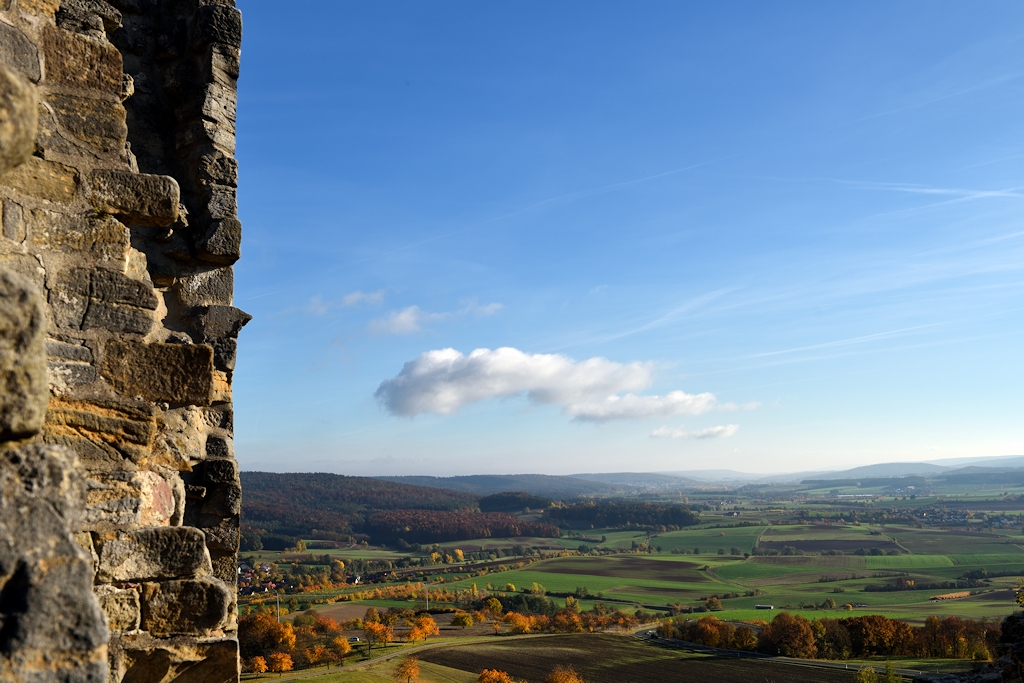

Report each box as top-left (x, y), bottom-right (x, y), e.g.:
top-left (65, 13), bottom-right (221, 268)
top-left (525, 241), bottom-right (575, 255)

top-left (234, 2), bottom-right (1024, 476)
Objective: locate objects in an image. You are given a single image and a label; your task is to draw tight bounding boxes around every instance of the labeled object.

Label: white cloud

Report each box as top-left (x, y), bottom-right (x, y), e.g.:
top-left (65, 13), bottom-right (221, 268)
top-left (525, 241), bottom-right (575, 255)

top-left (343, 289), bottom-right (385, 307)
top-left (368, 306), bottom-right (445, 335)
top-left (375, 347), bottom-right (733, 422)
top-left (651, 424), bottom-right (739, 439)
top-left (569, 391), bottom-right (718, 422)
top-left (369, 302), bottom-right (502, 335)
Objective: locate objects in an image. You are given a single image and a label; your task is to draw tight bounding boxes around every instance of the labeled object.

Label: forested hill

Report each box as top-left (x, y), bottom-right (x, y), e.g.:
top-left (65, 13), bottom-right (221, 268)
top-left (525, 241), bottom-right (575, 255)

top-left (240, 472), bottom-right (481, 549)
top-left (242, 472), bottom-right (476, 511)
top-left (375, 474), bottom-right (637, 498)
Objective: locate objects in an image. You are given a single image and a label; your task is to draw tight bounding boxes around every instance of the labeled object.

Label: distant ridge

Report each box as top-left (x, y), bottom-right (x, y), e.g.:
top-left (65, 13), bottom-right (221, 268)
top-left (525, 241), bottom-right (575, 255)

top-left (374, 474), bottom-right (637, 498)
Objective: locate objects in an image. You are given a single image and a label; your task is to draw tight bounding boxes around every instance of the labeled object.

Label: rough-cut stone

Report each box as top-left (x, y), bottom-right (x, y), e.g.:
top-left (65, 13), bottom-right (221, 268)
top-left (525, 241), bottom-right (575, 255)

top-left (140, 578), bottom-right (231, 637)
top-left (195, 217), bottom-right (241, 265)
top-left (102, 341), bottom-right (214, 405)
top-left (95, 585), bottom-right (139, 633)
top-left (29, 210), bottom-right (129, 266)
top-left (0, 443), bottom-right (109, 681)
top-left (172, 267), bottom-right (233, 307)
top-left (0, 269), bottom-right (47, 438)
top-left (116, 636), bottom-right (238, 683)
top-left (190, 305), bottom-right (250, 370)
top-left (89, 170), bottom-right (180, 227)
top-left (205, 435), bottom-right (232, 459)
top-left (95, 526), bottom-right (211, 582)
top-left (0, 65), bottom-right (36, 176)
top-left (194, 4), bottom-right (242, 49)
top-left (42, 24), bottom-right (122, 92)
top-left (0, 23), bottom-right (41, 83)
top-left (50, 267), bottom-right (156, 335)
top-left (47, 340), bottom-right (98, 390)
top-left (0, 155), bottom-right (78, 203)
top-left (49, 93), bottom-right (128, 153)
top-left (44, 397), bottom-right (156, 467)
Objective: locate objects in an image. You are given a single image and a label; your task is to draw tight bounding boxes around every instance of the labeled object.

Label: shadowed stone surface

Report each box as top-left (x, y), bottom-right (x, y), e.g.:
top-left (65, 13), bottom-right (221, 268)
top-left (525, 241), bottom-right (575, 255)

top-left (0, 270), bottom-right (47, 438)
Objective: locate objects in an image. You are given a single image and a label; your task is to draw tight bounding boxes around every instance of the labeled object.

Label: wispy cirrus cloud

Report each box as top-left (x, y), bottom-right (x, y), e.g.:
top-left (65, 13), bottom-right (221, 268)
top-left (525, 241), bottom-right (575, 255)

top-left (369, 302), bottom-right (503, 335)
top-left (305, 289), bottom-right (385, 315)
top-left (651, 424), bottom-right (739, 439)
top-left (375, 347), bottom-right (742, 423)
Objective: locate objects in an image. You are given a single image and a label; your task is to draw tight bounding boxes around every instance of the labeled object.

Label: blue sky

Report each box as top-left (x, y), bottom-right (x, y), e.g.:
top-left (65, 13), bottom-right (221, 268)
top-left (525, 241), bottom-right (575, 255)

top-left (233, 2), bottom-right (1024, 476)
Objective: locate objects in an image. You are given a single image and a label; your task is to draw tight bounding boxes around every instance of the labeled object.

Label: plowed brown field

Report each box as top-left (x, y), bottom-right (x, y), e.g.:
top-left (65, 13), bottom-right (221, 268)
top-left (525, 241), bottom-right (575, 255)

top-left (420, 634), bottom-right (860, 683)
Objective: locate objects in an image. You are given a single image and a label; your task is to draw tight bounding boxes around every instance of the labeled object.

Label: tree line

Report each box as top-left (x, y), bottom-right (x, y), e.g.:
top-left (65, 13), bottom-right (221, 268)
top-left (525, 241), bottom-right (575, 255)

top-left (659, 613), bottom-right (999, 660)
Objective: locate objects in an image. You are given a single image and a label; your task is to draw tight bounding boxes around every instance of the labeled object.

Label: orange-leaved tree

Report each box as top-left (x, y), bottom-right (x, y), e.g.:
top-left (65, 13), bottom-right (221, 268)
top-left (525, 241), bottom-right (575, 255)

top-left (239, 613), bottom-right (296, 661)
top-left (545, 664), bottom-right (586, 683)
top-left (408, 614), bottom-right (440, 643)
top-left (267, 652), bottom-right (293, 676)
top-left (479, 669), bottom-right (520, 683)
top-left (249, 656), bottom-right (268, 674)
top-left (394, 656), bottom-right (420, 683)
top-left (364, 621), bottom-right (394, 651)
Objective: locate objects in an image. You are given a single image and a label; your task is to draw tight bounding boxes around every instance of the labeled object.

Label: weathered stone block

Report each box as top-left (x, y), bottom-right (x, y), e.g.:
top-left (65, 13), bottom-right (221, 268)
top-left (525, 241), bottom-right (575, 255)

top-left (29, 211), bottom-right (129, 266)
top-left (56, 0), bottom-right (123, 33)
top-left (42, 24), bottom-right (122, 93)
top-left (194, 4), bottom-right (242, 49)
top-left (140, 578), bottom-right (231, 636)
top-left (96, 526), bottom-right (211, 582)
top-left (49, 93), bottom-right (128, 153)
top-left (119, 636), bottom-right (238, 683)
top-left (18, 0), bottom-right (60, 16)
top-left (195, 217), bottom-right (241, 266)
top-left (47, 340), bottom-right (98, 391)
top-left (204, 435), bottom-right (232, 459)
top-left (89, 169), bottom-right (180, 227)
top-left (0, 24), bottom-right (41, 84)
top-left (0, 156), bottom-right (78, 204)
top-left (0, 443), bottom-right (108, 680)
top-left (0, 253), bottom-right (44, 291)
top-left (2, 199), bottom-right (24, 242)
top-left (44, 397), bottom-right (156, 468)
top-left (95, 584), bottom-right (140, 632)
top-left (197, 150), bottom-right (237, 187)
top-left (50, 267), bottom-right (155, 335)
top-left (0, 268), bottom-right (47, 439)
top-left (0, 63), bottom-right (37, 178)
top-left (102, 342), bottom-right (214, 405)
top-left (172, 267), bottom-right (233, 307)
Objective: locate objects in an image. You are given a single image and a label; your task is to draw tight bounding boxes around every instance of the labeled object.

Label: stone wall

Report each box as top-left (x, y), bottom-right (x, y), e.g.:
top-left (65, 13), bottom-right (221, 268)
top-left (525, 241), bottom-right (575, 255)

top-left (0, 0), bottom-right (245, 681)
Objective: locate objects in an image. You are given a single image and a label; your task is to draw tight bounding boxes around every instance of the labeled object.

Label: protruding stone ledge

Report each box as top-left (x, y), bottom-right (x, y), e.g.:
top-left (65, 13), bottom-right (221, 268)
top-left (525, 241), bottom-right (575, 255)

top-left (89, 169), bottom-right (180, 227)
top-left (95, 526), bottom-right (212, 582)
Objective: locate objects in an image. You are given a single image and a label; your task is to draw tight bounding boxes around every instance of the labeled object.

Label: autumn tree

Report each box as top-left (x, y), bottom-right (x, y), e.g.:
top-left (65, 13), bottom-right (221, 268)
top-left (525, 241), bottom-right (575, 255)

top-left (394, 657), bottom-right (420, 683)
top-left (267, 652), bottom-right (294, 675)
top-left (331, 635), bottom-right (352, 660)
top-left (484, 598), bottom-right (503, 617)
top-left (408, 615), bottom-right (440, 642)
top-left (238, 613), bottom-right (296, 660)
top-left (704, 597), bottom-right (723, 611)
top-left (364, 621), bottom-right (394, 651)
top-left (855, 667), bottom-right (879, 683)
top-left (479, 670), bottom-right (519, 683)
top-left (452, 613), bottom-right (475, 629)
top-left (545, 664), bottom-right (586, 683)
top-left (249, 656), bottom-right (268, 674)
top-left (759, 612), bottom-right (816, 659)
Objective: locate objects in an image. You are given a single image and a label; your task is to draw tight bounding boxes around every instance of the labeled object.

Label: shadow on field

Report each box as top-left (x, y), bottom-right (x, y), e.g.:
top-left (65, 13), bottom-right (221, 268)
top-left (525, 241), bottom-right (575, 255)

top-left (418, 633), bottom-right (861, 683)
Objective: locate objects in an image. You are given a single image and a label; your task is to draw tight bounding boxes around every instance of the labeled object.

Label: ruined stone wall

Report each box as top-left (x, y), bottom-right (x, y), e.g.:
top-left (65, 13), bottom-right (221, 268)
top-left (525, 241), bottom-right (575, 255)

top-left (0, 0), bottom-right (245, 680)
